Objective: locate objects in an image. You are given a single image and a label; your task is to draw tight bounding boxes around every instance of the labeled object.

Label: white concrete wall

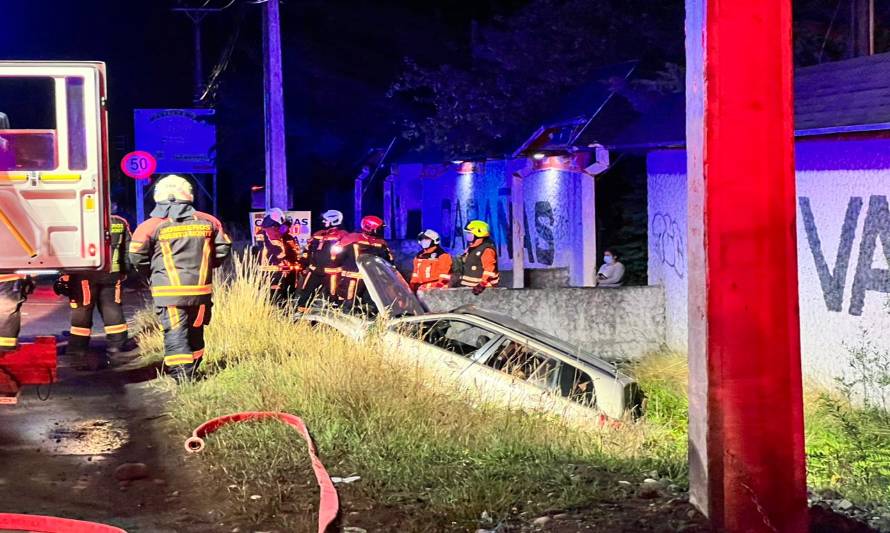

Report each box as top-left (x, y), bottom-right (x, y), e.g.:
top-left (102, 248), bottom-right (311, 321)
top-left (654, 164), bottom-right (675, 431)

top-left (647, 139), bottom-right (890, 383)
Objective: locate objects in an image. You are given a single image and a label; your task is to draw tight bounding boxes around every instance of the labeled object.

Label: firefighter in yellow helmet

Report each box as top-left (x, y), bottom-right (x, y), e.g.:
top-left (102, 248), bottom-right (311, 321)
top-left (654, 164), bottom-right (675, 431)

top-left (128, 175), bottom-right (232, 382)
top-left (458, 220), bottom-right (499, 294)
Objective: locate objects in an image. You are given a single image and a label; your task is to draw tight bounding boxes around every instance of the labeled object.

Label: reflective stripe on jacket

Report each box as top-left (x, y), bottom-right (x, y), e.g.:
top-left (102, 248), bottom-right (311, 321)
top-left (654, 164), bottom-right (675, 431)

top-left (460, 239), bottom-right (499, 287)
top-left (411, 247), bottom-right (453, 287)
top-left (129, 209), bottom-right (232, 306)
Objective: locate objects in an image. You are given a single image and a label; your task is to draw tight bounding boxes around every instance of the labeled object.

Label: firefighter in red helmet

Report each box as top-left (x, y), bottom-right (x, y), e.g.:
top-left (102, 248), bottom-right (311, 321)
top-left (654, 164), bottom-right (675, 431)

top-left (332, 215), bottom-right (393, 313)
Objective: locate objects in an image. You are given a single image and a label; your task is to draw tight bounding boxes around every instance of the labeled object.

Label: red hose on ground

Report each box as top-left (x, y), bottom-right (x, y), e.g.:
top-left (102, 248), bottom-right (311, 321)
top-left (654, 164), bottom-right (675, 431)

top-left (185, 412), bottom-right (339, 533)
top-left (0, 513), bottom-right (126, 533)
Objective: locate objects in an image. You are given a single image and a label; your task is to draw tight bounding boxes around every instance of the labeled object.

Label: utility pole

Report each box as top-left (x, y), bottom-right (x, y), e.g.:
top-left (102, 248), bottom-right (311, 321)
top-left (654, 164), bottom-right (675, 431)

top-left (172, 6), bottom-right (222, 106)
top-left (263, 0), bottom-right (289, 210)
top-left (850, 0), bottom-right (875, 58)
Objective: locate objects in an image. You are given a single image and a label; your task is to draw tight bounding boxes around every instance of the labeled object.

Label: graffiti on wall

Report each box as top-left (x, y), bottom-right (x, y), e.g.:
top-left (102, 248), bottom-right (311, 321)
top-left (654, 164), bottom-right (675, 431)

top-left (799, 195), bottom-right (890, 316)
top-left (443, 194), bottom-right (559, 266)
top-left (651, 212), bottom-right (685, 279)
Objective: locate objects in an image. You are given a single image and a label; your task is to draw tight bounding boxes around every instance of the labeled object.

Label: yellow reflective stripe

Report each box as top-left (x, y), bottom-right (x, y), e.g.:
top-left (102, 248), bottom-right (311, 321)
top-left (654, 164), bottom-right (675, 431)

top-left (0, 274), bottom-right (23, 282)
top-left (159, 242), bottom-right (181, 286)
top-left (70, 326), bottom-right (92, 336)
top-left (462, 275), bottom-right (483, 283)
top-left (164, 354), bottom-right (193, 366)
top-left (168, 306), bottom-right (181, 329)
top-left (482, 271), bottom-right (499, 277)
top-left (0, 173), bottom-right (27, 182)
top-left (0, 337), bottom-right (16, 347)
top-left (104, 323), bottom-right (128, 334)
top-left (152, 284), bottom-right (213, 297)
top-left (39, 173), bottom-right (81, 182)
top-left (129, 241), bottom-right (144, 253)
top-left (198, 238), bottom-right (211, 285)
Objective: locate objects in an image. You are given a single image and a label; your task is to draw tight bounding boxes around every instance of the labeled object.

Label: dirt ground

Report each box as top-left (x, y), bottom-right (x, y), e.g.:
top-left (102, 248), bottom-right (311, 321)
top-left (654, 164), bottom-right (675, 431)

top-left (0, 282), bottom-right (876, 532)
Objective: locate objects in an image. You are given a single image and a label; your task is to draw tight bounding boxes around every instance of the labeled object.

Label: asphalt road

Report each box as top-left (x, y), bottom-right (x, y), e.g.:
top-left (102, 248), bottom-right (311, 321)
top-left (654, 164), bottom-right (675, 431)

top-left (0, 281), bottom-right (223, 532)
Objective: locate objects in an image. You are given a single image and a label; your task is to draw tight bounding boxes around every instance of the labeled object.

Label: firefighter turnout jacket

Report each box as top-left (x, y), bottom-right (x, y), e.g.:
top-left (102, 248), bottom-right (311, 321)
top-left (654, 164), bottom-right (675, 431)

top-left (259, 216), bottom-right (301, 270)
top-left (301, 227), bottom-right (349, 293)
top-left (459, 238), bottom-right (500, 288)
top-left (332, 232), bottom-right (394, 304)
top-left (411, 246), bottom-right (452, 289)
top-left (128, 204), bottom-right (232, 307)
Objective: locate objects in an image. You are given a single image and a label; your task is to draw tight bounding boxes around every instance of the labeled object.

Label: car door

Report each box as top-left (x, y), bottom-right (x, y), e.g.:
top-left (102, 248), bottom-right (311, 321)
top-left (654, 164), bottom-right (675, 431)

top-left (0, 62), bottom-right (110, 272)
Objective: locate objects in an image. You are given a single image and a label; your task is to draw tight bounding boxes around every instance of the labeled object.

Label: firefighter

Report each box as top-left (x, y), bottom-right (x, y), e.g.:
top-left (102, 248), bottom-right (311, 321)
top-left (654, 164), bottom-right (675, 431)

top-left (458, 220), bottom-right (499, 294)
top-left (0, 274), bottom-right (33, 353)
top-left (258, 207), bottom-right (301, 303)
top-left (296, 209), bottom-right (348, 311)
top-left (128, 175), bottom-right (232, 382)
top-left (410, 229), bottom-right (452, 292)
top-left (333, 215), bottom-right (393, 313)
top-left (56, 209), bottom-right (132, 369)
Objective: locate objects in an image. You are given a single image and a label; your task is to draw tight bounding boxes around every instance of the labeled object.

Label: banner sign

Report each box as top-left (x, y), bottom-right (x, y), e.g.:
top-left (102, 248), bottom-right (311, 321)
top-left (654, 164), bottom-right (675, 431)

top-left (250, 211), bottom-right (312, 249)
top-left (134, 109), bottom-right (216, 173)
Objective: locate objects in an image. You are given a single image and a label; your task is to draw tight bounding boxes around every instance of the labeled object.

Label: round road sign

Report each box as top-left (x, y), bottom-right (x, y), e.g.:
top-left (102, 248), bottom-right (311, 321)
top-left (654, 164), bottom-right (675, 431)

top-left (121, 151), bottom-right (157, 180)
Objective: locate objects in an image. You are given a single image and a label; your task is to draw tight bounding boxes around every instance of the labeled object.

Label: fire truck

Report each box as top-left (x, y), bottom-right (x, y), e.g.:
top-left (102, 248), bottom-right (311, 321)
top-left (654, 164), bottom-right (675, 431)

top-left (0, 62), bottom-right (112, 403)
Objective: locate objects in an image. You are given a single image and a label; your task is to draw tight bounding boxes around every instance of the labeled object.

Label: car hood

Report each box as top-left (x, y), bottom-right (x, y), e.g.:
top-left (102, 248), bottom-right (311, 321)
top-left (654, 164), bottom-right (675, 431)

top-left (357, 255), bottom-right (427, 317)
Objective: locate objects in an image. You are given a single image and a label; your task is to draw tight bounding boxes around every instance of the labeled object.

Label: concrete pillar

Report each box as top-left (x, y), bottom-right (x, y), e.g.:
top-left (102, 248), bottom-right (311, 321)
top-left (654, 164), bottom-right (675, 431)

top-left (511, 165), bottom-right (528, 288)
top-left (685, 0), bottom-right (807, 530)
top-left (572, 147), bottom-right (608, 287)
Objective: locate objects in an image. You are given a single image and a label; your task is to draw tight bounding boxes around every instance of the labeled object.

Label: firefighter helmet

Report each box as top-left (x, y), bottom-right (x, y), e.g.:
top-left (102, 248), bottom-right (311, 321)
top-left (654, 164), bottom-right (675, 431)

top-left (153, 175), bottom-right (194, 203)
top-left (321, 209), bottom-right (343, 228)
top-left (417, 229), bottom-right (441, 245)
top-left (361, 215), bottom-right (384, 234)
top-left (267, 207), bottom-right (285, 224)
top-left (464, 220), bottom-right (490, 238)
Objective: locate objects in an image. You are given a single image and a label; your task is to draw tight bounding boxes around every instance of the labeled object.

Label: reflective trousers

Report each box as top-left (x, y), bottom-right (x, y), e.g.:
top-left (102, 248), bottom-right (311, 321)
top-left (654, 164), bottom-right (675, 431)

top-left (67, 276), bottom-right (128, 356)
top-left (156, 304), bottom-right (211, 369)
top-left (296, 269), bottom-right (336, 310)
top-left (0, 279), bottom-right (26, 352)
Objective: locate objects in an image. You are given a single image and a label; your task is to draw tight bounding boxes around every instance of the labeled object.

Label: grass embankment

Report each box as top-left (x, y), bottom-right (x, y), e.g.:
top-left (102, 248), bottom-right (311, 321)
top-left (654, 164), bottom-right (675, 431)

top-left (136, 257), bottom-right (687, 528)
top-left (136, 257), bottom-right (889, 527)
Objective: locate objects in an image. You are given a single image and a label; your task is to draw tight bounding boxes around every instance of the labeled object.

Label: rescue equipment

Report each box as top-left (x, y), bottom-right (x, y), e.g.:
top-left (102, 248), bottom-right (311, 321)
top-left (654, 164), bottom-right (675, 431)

top-left (185, 412), bottom-right (339, 533)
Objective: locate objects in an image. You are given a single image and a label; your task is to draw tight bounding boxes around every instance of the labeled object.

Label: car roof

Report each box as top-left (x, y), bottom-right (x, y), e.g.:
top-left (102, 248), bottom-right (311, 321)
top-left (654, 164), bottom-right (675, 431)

top-left (446, 305), bottom-right (620, 375)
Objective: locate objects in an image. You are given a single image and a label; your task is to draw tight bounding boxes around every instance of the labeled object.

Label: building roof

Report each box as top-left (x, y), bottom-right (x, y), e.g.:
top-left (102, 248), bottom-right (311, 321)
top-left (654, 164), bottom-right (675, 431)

top-left (600, 52), bottom-right (890, 150)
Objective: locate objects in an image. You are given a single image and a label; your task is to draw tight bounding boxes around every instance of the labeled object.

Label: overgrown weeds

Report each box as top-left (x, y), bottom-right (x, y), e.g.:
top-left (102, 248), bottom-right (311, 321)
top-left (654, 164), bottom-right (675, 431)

top-left (138, 256), bottom-right (687, 527)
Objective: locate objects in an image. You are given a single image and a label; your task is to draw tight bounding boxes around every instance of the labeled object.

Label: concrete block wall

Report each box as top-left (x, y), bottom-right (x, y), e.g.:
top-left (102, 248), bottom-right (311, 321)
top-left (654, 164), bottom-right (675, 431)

top-left (419, 286), bottom-right (666, 361)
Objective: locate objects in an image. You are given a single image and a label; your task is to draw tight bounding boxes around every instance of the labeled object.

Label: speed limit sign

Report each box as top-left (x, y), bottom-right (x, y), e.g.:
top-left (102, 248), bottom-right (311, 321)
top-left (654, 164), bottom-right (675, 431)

top-left (121, 151), bottom-right (157, 180)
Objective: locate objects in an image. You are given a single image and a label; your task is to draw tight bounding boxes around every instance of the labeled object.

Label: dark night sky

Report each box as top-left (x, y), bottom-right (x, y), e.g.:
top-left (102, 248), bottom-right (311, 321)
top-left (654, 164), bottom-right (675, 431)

top-left (1, 0), bottom-right (509, 224)
top-left (2, 0), bottom-right (882, 226)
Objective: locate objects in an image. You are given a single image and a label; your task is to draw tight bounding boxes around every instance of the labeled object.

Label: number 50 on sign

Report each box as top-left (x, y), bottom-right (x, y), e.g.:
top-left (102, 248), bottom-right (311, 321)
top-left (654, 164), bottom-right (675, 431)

top-left (121, 151), bottom-right (157, 180)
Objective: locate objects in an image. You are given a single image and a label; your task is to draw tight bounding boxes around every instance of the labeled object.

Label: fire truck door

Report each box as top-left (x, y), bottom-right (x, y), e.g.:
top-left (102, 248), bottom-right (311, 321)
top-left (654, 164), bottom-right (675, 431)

top-left (0, 62), bottom-right (110, 273)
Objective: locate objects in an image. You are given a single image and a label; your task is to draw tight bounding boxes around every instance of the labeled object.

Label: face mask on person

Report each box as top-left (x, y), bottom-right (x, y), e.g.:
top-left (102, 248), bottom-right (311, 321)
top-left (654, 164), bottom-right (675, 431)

top-left (464, 231), bottom-right (476, 243)
top-left (419, 238), bottom-right (433, 249)
top-left (604, 255), bottom-right (614, 264)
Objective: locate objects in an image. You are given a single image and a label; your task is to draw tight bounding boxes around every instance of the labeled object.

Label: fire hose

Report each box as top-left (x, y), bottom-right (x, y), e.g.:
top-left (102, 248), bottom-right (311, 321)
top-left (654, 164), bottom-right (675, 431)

top-left (185, 412), bottom-right (339, 533)
top-left (0, 514), bottom-right (126, 532)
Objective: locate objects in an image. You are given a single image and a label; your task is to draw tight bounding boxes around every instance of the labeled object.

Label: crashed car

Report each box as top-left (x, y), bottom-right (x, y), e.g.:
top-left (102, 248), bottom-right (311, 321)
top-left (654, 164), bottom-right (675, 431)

top-left (305, 255), bottom-right (642, 422)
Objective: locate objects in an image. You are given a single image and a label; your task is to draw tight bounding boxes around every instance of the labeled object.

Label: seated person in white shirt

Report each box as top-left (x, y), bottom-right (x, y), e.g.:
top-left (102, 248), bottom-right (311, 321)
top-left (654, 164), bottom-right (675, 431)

top-left (596, 249), bottom-right (625, 287)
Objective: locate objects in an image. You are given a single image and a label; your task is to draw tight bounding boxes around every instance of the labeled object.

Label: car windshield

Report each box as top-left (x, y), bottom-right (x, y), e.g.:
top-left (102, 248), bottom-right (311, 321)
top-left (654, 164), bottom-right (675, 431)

top-left (358, 255), bottom-right (426, 317)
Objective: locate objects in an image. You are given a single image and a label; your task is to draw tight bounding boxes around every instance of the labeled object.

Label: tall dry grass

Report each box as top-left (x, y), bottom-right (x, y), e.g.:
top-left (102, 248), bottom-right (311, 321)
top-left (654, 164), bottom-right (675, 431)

top-left (136, 255), bottom-right (688, 528)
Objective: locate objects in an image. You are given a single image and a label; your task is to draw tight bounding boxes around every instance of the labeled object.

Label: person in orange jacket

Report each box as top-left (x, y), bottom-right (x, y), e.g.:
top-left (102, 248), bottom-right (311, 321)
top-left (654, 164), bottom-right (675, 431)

top-left (410, 229), bottom-right (452, 292)
top-left (331, 215), bottom-right (393, 313)
top-left (258, 208), bottom-right (301, 303)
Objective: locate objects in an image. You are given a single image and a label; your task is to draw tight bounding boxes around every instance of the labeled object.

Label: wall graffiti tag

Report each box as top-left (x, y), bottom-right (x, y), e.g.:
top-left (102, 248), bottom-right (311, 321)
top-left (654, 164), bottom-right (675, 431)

top-left (651, 212), bottom-right (685, 279)
top-left (800, 195), bottom-right (890, 316)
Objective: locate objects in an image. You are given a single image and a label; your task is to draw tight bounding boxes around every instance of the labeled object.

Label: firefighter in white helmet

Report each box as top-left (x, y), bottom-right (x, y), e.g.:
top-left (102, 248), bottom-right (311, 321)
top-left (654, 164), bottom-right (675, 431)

top-left (129, 175), bottom-right (232, 382)
top-left (410, 229), bottom-right (453, 292)
top-left (296, 209), bottom-right (348, 311)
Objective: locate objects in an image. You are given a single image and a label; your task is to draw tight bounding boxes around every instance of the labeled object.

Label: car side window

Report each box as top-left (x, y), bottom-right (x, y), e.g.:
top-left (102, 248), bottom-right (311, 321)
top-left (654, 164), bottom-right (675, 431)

top-left (406, 319), bottom-right (497, 358)
top-left (486, 339), bottom-right (560, 392)
top-left (558, 364), bottom-right (596, 408)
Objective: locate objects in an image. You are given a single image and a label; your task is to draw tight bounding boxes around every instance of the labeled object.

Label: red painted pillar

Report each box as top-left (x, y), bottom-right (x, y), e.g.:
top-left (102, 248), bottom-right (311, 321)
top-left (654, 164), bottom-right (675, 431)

top-left (685, 1), bottom-right (808, 531)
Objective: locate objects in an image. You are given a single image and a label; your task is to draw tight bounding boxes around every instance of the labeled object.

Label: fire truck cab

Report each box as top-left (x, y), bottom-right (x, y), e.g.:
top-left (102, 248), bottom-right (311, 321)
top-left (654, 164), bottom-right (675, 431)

top-left (0, 61), bottom-right (111, 403)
